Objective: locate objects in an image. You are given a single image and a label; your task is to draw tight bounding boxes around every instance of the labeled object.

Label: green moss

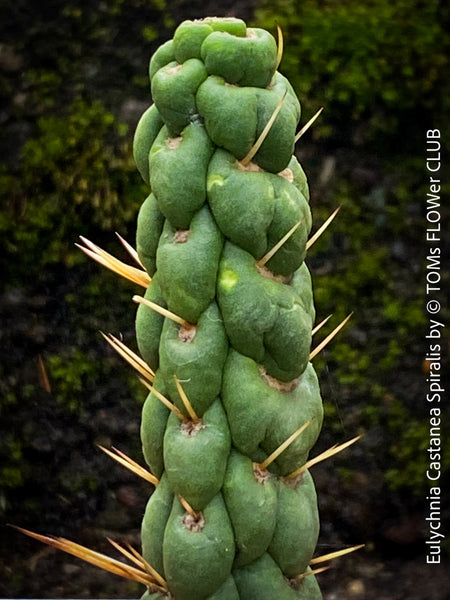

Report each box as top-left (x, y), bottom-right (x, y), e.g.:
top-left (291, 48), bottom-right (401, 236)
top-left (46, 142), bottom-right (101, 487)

top-left (384, 420), bottom-right (435, 496)
top-left (59, 469), bottom-right (100, 495)
top-left (0, 466), bottom-right (24, 488)
top-left (0, 439), bottom-right (25, 491)
top-left (256, 0), bottom-right (448, 149)
top-left (47, 349), bottom-right (101, 413)
top-left (1, 97), bottom-right (146, 288)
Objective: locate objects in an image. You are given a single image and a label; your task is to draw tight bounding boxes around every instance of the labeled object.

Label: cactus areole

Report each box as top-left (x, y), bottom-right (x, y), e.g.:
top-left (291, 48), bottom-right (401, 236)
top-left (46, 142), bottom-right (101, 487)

top-left (134, 17), bottom-right (324, 600)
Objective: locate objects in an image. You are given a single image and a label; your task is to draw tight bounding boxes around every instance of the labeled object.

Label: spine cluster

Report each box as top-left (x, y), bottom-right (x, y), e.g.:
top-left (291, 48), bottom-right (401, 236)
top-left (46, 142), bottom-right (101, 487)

top-left (133, 17), bottom-right (323, 600)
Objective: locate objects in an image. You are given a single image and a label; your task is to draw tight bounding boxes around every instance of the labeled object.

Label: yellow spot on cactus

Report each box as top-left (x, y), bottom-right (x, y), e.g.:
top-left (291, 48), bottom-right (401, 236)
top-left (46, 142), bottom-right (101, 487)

top-left (207, 174), bottom-right (225, 191)
top-left (219, 268), bottom-right (239, 291)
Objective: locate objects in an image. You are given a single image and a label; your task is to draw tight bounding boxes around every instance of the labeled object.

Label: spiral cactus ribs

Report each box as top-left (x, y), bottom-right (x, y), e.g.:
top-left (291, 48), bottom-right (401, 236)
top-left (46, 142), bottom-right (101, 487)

top-left (134, 17), bottom-right (325, 600)
top-left (15, 16), bottom-right (363, 600)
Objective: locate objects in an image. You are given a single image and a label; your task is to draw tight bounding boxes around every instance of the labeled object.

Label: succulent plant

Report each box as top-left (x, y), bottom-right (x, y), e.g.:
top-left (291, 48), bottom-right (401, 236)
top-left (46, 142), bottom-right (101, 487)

top-left (15, 16), bottom-right (362, 599)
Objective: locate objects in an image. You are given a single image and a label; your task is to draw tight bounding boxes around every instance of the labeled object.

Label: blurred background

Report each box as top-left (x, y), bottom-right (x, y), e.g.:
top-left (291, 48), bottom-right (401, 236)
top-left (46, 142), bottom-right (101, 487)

top-left (1, 0), bottom-right (449, 598)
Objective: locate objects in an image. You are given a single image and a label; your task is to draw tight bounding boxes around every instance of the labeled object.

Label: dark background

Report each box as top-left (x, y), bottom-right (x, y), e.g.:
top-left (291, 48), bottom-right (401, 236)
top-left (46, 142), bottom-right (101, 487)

top-left (1, 0), bottom-right (449, 598)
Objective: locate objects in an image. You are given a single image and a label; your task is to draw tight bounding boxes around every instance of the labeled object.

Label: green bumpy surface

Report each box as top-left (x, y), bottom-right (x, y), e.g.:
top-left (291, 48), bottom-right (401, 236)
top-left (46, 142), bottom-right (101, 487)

top-left (134, 17), bottom-right (323, 599)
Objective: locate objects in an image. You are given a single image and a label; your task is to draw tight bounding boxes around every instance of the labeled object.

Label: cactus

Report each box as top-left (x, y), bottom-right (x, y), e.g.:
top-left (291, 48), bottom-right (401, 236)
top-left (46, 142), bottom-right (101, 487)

top-left (15, 16), bottom-right (363, 599)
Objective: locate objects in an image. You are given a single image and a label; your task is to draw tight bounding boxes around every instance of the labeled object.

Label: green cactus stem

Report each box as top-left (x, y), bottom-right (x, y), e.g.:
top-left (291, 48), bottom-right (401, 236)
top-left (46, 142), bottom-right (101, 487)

top-left (132, 16), bottom-right (357, 600)
top-left (14, 16), bottom-right (364, 599)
